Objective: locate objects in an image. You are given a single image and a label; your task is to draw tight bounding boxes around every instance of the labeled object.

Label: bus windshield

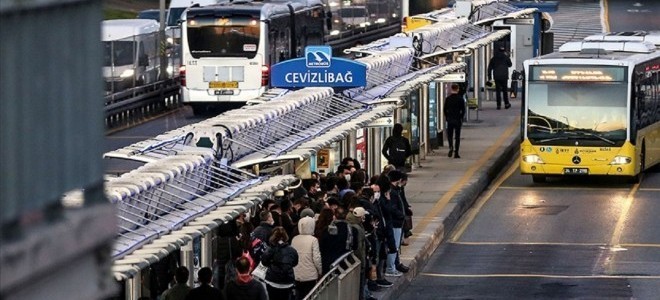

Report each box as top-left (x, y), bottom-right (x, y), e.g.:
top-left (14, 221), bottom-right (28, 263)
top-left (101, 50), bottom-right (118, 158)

top-left (526, 81), bottom-right (628, 146)
top-left (186, 15), bottom-right (260, 58)
top-left (103, 41), bottom-right (135, 67)
top-left (167, 7), bottom-right (186, 27)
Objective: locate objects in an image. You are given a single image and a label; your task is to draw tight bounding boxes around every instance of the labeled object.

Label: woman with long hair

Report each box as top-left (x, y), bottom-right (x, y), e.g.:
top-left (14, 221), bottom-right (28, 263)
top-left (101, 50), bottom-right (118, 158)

top-left (314, 208), bottom-right (335, 239)
top-left (261, 226), bottom-right (299, 300)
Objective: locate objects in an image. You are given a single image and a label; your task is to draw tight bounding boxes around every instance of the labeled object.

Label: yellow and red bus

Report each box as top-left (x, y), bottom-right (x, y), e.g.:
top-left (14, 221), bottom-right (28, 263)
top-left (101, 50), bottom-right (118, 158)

top-left (521, 32), bottom-right (660, 183)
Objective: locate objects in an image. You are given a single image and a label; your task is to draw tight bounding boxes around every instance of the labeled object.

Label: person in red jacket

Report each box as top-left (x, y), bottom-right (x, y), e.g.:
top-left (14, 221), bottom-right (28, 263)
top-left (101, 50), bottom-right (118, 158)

top-left (224, 257), bottom-right (268, 300)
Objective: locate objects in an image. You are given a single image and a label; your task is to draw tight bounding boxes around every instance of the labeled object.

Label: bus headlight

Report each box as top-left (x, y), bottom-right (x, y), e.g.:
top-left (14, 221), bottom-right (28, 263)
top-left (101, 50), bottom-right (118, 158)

top-left (120, 69), bottom-right (134, 78)
top-left (610, 156), bottom-right (631, 165)
top-left (523, 154), bottom-right (544, 164)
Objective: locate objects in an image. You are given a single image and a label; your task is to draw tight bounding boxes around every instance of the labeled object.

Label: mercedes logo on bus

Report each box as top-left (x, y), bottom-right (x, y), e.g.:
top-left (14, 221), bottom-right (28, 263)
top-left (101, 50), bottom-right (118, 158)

top-left (572, 156), bottom-right (581, 164)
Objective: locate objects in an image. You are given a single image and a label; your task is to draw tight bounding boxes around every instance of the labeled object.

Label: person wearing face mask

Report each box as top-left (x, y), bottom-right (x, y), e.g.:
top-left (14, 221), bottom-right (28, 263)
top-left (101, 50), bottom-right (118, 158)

top-left (358, 177), bottom-right (390, 291)
top-left (252, 210), bottom-right (275, 247)
top-left (384, 170), bottom-right (408, 276)
top-left (337, 167), bottom-right (355, 204)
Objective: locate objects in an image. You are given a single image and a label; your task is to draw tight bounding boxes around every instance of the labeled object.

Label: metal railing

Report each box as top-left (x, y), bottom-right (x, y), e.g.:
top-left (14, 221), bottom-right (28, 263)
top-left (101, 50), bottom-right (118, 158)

top-left (104, 77), bottom-right (181, 130)
top-left (304, 252), bottom-right (362, 300)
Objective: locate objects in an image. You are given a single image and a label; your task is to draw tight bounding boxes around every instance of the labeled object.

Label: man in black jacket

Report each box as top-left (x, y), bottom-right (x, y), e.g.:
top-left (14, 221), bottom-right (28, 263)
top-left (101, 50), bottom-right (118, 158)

top-left (488, 46), bottom-right (513, 110)
top-left (319, 207), bottom-right (358, 274)
top-left (185, 267), bottom-right (223, 300)
top-left (444, 83), bottom-right (466, 159)
top-left (381, 123), bottom-right (412, 172)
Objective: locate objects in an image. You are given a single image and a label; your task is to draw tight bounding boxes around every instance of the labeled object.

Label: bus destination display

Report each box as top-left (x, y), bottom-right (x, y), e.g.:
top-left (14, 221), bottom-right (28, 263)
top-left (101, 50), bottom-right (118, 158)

top-left (531, 66), bottom-right (625, 82)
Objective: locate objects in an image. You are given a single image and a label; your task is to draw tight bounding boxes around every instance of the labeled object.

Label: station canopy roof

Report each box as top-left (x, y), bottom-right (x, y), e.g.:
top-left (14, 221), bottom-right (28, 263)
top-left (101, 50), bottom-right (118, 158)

top-left (470, 1), bottom-right (538, 25)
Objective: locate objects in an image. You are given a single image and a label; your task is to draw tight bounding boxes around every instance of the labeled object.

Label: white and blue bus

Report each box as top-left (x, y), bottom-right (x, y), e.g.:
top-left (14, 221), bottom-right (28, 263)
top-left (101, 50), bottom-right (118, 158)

top-left (179, 0), bottom-right (402, 114)
top-left (180, 0), bottom-right (325, 113)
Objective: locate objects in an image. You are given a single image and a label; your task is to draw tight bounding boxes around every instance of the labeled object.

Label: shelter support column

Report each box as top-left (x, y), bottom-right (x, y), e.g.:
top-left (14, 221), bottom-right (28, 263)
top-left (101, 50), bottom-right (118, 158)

top-left (126, 271), bottom-right (141, 300)
top-left (347, 131), bottom-right (357, 160)
top-left (421, 83), bottom-right (429, 159)
top-left (368, 127), bottom-right (383, 177)
top-left (181, 241), bottom-right (195, 287)
top-left (201, 233), bottom-right (212, 273)
top-left (438, 80), bottom-right (445, 148)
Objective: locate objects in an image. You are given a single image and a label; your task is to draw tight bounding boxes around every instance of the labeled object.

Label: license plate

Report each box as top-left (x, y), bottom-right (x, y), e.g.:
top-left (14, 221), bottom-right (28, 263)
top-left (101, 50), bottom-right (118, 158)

top-left (209, 81), bottom-right (238, 89)
top-left (563, 168), bottom-right (588, 175)
top-left (214, 90), bottom-right (234, 95)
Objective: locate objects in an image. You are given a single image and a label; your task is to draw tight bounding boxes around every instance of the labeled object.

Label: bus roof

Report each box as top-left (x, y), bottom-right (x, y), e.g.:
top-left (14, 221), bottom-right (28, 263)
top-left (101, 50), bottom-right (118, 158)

top-left (526, 32), bottom-right (660, 66)
top-left (184, 0), bottom-right (322, 20)
top-left (101, 19), bottom-right (159, 41)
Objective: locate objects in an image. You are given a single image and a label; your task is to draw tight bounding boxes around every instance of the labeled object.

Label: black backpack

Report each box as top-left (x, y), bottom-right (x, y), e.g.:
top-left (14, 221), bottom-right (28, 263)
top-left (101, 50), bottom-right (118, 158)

top-left (387, 136), bottom-right (408, 165)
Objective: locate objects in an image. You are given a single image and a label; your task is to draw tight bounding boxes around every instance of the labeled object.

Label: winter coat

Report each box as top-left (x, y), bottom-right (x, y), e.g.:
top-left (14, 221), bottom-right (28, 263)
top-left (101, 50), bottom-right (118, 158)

top-left (488, 51), bottom-right (512, 80)
top-left (387, 189), bottom-right (406, 228)
top-left (251, 222), bottom-right (274, 245)
top-left (346, 213), bottom-right (367, 269)
top-left (291, 217), bottom-right (322, 281)
top-left (224, 275), bottom-right (268, 300)
top-left (319, 220), bottom-right (357, 274)
top-left (444, 93), bottom-right (466, 124)
top-left (261, 241), bottom-right (299, 285)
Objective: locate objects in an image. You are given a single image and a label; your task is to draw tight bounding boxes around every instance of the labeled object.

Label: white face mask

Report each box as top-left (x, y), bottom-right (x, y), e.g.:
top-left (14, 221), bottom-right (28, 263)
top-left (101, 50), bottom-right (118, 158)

top-left (344, 174), bottom-right (351, 182)
top-left (373, 192), bottom-right (380, 201)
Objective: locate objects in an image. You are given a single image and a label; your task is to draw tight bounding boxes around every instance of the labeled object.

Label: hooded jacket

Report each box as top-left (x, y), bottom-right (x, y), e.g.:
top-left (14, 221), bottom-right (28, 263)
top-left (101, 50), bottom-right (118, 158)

top-left (261, 241), bottom-right (299, 285)
top-left (346, 213), bottom-right (366, 269)
top-left (488, 50), bottom-right (513, 80)
top-left (224, 274), bottom-right (268, 300)
top-left (291, 216), bottom-right (323, 281)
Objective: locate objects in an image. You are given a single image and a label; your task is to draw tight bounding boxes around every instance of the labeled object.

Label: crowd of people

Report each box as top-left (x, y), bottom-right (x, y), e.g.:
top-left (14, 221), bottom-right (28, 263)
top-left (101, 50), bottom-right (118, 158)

top-left (159, 156), bottom-right (415, 300)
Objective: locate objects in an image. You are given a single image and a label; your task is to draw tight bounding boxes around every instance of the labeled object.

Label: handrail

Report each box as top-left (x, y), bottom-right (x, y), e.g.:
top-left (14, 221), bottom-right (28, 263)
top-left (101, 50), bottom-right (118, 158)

top-left (104, 77), bottom-right (181, 131)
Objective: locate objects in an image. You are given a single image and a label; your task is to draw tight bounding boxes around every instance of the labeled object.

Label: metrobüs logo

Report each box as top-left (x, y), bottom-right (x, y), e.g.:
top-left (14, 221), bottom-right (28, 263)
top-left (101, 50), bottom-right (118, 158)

top-left (305, 46), bottom-right (331, 68)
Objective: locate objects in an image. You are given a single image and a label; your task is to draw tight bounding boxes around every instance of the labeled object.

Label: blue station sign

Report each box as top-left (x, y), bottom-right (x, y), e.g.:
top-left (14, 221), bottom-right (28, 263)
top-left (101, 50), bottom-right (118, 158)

top-left (271, 46), bottom-right (367, 88)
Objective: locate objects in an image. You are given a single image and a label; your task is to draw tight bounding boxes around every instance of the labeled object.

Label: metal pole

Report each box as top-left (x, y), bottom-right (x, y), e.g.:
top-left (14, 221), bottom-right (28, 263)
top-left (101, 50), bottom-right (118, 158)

top-left (181, 241), bottom-right (195, 287)
top-left (159, 0), bottom-right (167, 80)
top-left (421, 84), bottom-right (428, 159)
top-left (127, 271), bottom-right (141, 300)
top-left (438, 81), bottom-right (445, 147)
top-left (201, 232), bottom-right (213, 272)
top-left (348, 130), bottom-right (357, 160)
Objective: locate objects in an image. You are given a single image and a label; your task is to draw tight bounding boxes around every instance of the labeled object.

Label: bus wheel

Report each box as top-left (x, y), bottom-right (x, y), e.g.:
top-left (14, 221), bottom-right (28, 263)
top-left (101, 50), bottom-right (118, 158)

top-left (190, 104), bottom-right (205, 116)
top-left (532, 175), bottom-right (546, 183)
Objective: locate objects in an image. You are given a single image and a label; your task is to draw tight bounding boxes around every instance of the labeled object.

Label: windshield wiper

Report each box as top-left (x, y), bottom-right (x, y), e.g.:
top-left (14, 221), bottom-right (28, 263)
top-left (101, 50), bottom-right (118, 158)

top-left (539, 129), bottom-right (615, 145)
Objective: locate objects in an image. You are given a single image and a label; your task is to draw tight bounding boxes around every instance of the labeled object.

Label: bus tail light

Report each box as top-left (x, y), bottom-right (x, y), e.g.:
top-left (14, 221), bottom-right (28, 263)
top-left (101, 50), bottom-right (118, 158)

top-left (179, 65), bottom-right (186, 86)
top-left (610, 156), bottom-right (631, 165)
top-left (523, 154), bottom-right (544, 164)
top-left (261, 65), bottom-right (269, 87)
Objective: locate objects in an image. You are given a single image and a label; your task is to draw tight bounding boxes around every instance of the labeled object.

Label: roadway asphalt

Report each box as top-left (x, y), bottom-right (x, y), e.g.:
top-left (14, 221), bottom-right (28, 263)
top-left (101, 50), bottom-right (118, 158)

top-left (372, 95), bottom-right (521, 300)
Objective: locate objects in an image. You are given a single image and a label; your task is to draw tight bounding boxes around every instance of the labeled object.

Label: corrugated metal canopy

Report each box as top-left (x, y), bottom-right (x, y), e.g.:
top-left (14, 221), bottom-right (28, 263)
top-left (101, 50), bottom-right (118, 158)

top-left (471, 1), bottom-right (537, 25)
top-left (111, 175), bottom-right (296, 280)
top-left (232, 105), bottom-right (397, 168)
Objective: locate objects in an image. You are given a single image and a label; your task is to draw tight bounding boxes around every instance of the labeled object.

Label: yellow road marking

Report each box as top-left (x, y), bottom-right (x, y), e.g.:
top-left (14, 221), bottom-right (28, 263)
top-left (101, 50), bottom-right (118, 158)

top-left (602, 0), bottom-right (611, 33)
top-left (420, 273), bottom-right (660, 279)
top-left (451, 241), bottom-right (606, 246)
top-left (621, 243), bottom-right (660, 248)
top-left (499, 186), bottom-right (630, 191)
top-left (412, 116), bottom-right (520, 238)
top-left (449, 161), bottom-right (518, 241)
top-left (107, 136), bottom-right (156, 139)
top-left (610, 183), bottom-right (640, 246)
top-left (606, 180), bottom-right (640, 273)
top-left (450, 241), bottom-right (660, 248)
